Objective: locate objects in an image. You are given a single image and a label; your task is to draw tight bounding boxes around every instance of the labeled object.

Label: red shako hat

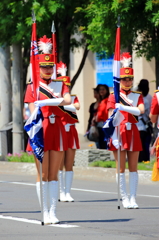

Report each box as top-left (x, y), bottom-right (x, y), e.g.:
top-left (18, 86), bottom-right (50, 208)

top-left (38, 35), bottom-right (54, 67)
top-left (120, 52), bottom-right (134, 78)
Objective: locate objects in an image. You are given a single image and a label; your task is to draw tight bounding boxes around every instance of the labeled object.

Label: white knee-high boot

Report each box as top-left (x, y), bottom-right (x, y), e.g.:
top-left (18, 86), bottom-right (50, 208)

top-left (65, 171), bottom-right (74, 202)
top-left (40, 181), bottom-right (51, 224)
top-left (116, 173), bottom-right (131, 209)
top-left (48, 181), bottom-right (60, 224)
top-left (129, 172), bottom-right (139, 209)
top-left (58, 171), bottom-right (66, 202)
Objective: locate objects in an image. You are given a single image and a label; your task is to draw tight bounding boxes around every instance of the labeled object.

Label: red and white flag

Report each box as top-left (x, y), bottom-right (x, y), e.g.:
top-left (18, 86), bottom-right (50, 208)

top-left (113, 26), bottom-right (120, 103)
top-left (30, 22), bottom-right (40, 100)
top-left (52, 31), bottom-right (57, 79)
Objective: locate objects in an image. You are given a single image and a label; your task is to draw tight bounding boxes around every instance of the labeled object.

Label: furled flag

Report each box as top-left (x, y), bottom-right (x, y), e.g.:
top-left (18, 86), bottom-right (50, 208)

top-left (51, 21), bottom-right (57, 79)
top-left (103, 109), bottom-right (124, 141)
top-left (24, 21), bottom-right (44, 163)
top-left (30, 22), bottom-right (40, 100)
top-left (24, 107), bottom-right (44, 163)
top-left (102, 24), bottom-right (121, 145)
top-left (113, 25), bottom-right (120, 103)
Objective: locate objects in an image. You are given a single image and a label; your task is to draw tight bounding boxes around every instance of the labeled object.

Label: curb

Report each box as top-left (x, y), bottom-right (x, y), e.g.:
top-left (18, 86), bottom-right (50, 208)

top-left (0, 161), bottom-right (154, 184)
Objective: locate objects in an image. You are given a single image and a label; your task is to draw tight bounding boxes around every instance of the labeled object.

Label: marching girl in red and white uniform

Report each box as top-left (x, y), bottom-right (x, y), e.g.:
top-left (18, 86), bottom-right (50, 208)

top-left (107, 53), bottom-right (144, 209)
top-left (56, 62), bottom-right (80, 202)
top-left (24, 36), bottom-right (71, 224)
top-left (150, 90), bottom-right (159, 169)
top-left (150, 90), bottom-right (159, 124)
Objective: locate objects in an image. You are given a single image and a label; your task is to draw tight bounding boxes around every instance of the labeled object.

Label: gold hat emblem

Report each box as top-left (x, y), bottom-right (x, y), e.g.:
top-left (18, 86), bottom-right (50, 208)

top-left (45, 55), bottom-right (50, 61)
top-left (125, 69), bottom-right (129, 74)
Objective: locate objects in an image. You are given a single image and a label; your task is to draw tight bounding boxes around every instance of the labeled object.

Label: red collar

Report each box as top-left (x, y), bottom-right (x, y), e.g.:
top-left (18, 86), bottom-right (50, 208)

top-left (40, 77), bottom-right (52, 85)
top-left (120, 88), bottom-right (131, 95)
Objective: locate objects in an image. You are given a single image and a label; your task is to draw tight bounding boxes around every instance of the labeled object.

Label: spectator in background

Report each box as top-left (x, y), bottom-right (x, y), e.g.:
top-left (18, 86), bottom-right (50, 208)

top-left (94, 84), bottom-right (110, 149)
top-left (136, 79), bottom-right (152, 162)
top-left (86, 86), bottom-right (101, 148)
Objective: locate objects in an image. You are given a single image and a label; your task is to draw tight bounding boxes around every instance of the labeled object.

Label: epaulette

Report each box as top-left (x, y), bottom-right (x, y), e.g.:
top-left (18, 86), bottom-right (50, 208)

top-left (131, 91), bottom-right (141, 94)
top-left (52, 79), bottom-right (63, 82)
top-left (62, 77), bottom-right (71, 86)
top-left (71, 94), bottom-right (76, 97)
top-left (154, 89), bottom-right (159, 93)
top-left (64, 82), bottom-right (71, 86)
top-left (110, 91), bottom-right (114, 94)
top-left (26, 79), bottom-right (32, 85)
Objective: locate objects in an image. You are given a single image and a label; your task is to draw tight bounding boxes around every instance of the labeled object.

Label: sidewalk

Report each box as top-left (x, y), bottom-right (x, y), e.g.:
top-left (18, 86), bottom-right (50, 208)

top-left (0, 161), bottom-right (153, 184)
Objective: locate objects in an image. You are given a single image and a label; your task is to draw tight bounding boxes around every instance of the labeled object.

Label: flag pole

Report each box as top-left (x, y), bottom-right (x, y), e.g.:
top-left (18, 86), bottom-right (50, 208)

top-left (51, 21), bottom-right (57, 79)
top-left (117, 125), bottom-right (121, 209)
top-left (39, 162), bottom-right (44, 225)
top-left (113, 15), bottom-right (121, 209)
top-left (31, 10), bottom-right (44, 225)
top-left (117, 15), bottom-right (121, 210)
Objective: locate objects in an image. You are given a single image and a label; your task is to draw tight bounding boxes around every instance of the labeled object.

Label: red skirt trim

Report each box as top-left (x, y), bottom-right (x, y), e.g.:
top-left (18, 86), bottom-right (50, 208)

top-left (66, 125), bottom-right (80, 149)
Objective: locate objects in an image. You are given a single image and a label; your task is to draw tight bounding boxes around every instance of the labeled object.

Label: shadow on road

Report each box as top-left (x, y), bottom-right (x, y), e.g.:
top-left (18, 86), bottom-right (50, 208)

top-left (78, 198), bottom-right (118, 202)
top-left (63, 218), bottom-right (133, 224)
top-left (0, 211), bottom-right (40, 214)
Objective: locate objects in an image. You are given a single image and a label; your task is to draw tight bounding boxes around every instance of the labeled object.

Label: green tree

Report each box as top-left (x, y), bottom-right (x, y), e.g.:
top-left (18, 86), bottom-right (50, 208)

top-left (0, 0), bottom-right (90, 153)
top-left (0, 0), bottom-right (90, 90)
top-left (77, 0), bottom-right (159, 87)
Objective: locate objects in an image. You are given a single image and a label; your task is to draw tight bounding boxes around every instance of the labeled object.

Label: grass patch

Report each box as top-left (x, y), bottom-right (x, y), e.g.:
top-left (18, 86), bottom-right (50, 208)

top-left (3, 152), bottom-right (156, 171)
top-left (6, 152), bottom-right (35, 163)
top-left (89, 160), bottom-right (155, 171)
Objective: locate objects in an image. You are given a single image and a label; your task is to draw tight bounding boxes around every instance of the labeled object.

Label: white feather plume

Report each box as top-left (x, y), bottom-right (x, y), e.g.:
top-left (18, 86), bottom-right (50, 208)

top-left (38, 35), bottom-right (52, 54)
top-left (57, 61), bottom-right (67, 76)
top-left (120, 52), bottom-right (132, 68)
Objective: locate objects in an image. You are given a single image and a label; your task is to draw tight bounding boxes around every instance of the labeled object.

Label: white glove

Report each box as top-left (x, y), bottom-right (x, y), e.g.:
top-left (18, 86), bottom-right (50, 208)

top-left (115, 103), bottom-right (140, 116)
top-left (112, 128), bottom-right (120, 149)
top-left (64, 104), bottom-right (76, 112)
top-left (34, 98), bottom-right (64, 108)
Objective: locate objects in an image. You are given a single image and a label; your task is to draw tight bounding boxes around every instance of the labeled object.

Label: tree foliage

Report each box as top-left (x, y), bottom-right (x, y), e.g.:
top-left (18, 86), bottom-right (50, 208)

top-left (77, 0), bottom-right (159, 59)
top-left (1, 0), bottom-right (159, 85)
top-left (77, 0), bottom-right (159, 85)
top-left (0, 0), bottom-right (89, 85)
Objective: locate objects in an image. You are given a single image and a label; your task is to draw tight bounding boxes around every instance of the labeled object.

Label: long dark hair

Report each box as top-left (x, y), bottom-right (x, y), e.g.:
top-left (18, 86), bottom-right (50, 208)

top-left (137, 79), bottom-right (149, 97)
top-left (97, 84), bottom-right (110, 99)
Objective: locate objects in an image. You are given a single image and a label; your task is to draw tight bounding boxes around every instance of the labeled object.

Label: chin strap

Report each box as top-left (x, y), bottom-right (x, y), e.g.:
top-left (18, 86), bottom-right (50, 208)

top-left (120, 84), bottom-right (132, 91)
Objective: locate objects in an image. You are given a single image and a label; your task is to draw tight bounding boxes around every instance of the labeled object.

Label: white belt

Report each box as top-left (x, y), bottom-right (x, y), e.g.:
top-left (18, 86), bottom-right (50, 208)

top-left (125, 122), bottom-right (132, 130)
top-left (65, 123), bottom-right (75, 132)
top-left (49, 114), bottom-right (56, 124)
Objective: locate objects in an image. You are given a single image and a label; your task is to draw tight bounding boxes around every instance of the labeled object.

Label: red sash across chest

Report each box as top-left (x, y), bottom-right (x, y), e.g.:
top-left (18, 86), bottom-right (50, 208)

top-left (39, 81), bottom-right (65, 117)
top-left (119, 93), bottom-right (139, 123)
top-left (62, 95), bottom-right (79, 124)
top-left (39, 81), bottom-right (78, 123)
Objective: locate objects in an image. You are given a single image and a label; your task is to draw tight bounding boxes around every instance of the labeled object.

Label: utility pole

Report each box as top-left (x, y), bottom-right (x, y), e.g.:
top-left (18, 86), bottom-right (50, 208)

top-left (0, 46), bottom-right (12, 158)
top-left (12, 43), bottom-right (23, 153)
top-left (0, 46), bottom-right (12, 128)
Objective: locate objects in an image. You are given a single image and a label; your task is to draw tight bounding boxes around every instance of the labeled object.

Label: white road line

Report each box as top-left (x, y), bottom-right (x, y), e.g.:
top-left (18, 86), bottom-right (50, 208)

top-left (72, 188), bottom-right (159, 198)
top-left (0, 180), bottom-right (159, 198)
top-left (0, 215), bottom-right (79, 228)
top-left (0, 181), bottom-right (35, 186)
